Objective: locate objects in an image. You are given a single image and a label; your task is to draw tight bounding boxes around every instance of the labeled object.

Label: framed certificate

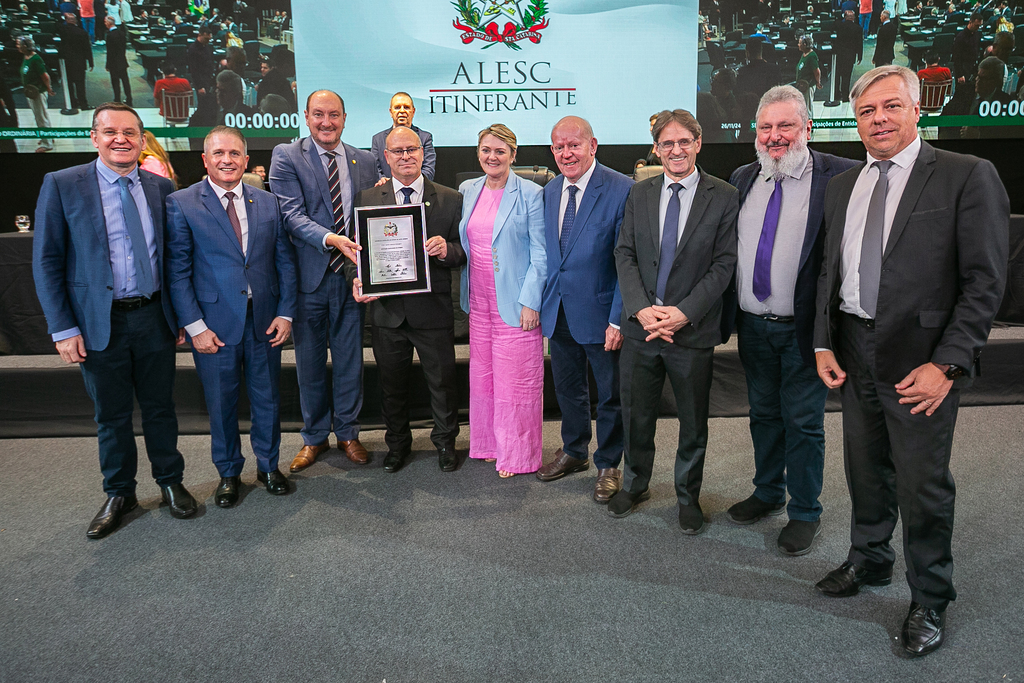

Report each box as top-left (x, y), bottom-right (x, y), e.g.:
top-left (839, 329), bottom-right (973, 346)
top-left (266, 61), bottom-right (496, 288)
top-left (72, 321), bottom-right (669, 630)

top-left (354, 204), bottom-right (431, 297)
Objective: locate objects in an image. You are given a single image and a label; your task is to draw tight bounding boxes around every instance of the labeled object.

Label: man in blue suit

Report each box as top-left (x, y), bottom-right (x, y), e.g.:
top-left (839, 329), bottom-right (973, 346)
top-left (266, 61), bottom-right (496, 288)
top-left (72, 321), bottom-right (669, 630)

top-left (33, 102), bottom-right (196, 539)
top-left (269, 90), bottom-right (379, 472)
top-left (722, 86), bottom-right (858, 555)
top-left (537, 116), bottom-right (634, 503)
top-left (166, 126), bottom-right (298, 507)
top-left (369, 92), bottom-right (436, 181)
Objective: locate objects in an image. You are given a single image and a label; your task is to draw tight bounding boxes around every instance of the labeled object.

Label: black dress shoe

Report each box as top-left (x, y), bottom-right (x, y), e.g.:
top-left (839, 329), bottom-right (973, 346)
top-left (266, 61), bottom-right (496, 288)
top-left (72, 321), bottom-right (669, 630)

top-left (215, 476), bottom-right (241, 508)
top-left (901, 602), bottom-right (946, 656)
top-left (86, 495), bottom-right (138, 539)
top-left (678, 502), bottom-right (707, 535)
top-left (437, 446), bottom-right (458, 472)
top-left (256, 469), bottom-right (290, 495)
top-left (160, 483), bottom-right (198, 519)
top-left (607, 488), bottom-right (651, 518)
top-left (382, 450), bottom-right (409, 473)
top-left (816, 560), bottom-right (893, 597)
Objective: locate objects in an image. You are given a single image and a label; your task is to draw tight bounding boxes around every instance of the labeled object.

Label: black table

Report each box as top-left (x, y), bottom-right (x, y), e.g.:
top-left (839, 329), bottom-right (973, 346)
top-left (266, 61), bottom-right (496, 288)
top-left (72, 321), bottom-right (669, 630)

top-left (0, 232), bottom-right (51, 355)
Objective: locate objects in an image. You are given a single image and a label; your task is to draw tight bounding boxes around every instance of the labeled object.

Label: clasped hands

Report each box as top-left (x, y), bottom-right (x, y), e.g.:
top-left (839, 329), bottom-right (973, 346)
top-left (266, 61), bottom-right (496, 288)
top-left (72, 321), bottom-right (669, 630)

top-left (636, 305), bottom-right (688, 342)
top-left (815, 350), bottom-right (953, 416)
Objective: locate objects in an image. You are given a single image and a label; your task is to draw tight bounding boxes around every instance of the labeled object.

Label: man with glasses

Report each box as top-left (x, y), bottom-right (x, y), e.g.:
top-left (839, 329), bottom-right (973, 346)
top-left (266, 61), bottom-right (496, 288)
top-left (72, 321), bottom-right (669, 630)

top-left (536, 116), bottom-right (634, 503)
top-left (370, 92), bottom-right (436, 181)
top-left (349, 126), bottom-right (465, 473)
top-left (269, 90), bottom-right (378, 472)
top-left (33, 103), bottom-right (196, 539)
top-left (609, 109), bottom-right (738, 533)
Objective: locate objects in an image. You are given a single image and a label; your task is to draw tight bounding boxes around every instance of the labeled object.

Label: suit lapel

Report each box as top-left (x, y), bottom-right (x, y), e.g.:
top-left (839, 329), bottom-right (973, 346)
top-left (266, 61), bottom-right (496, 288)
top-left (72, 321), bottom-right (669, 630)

top-left (138, 171), bottom-right (164, 260)
top-left (799, 150), bottom-right (828, 272)
top-left (422, 179), bottom-right (436, 223)
top-left (646, 177), bottom-right (662, 254)
top-left (79, 163), bottom-right (110, 257)
top-left (492, 173), bottom-right (519, 244)
top-left (827, 165), bottom-right (862, 297)
top-left (343, 142), bottom-right (363, 200)
top-left (241, 184), bottom-right (258, 263)
top-left (562, 163), bottom-right (603, 261)
top-left (304, 137), bottom-right (334, 215)
top-left (201, 181), bottom-right (244, 258)
top-left (883, 141), bottom-right (935, 261)
top-left (675, 171), bottom-right (712, 257)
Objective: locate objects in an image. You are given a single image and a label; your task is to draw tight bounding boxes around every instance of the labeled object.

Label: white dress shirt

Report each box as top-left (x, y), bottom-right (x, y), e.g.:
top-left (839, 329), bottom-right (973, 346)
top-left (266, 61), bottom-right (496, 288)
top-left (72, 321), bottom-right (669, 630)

top-left (839, 135), bottom-right (922, 318)
top-left (557, 160), bottom-right (597, 233)
top-left (391, 174), bottom-right (424, 205)
top-left (657, 169), bottom-right (701, 247)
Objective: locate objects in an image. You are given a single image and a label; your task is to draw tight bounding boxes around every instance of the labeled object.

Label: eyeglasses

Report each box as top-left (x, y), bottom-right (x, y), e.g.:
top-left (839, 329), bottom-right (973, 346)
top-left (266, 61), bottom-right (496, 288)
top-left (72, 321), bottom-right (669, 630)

top-left (656, 138), bottom-right (697, 153)
top-left (386, 146), bottom-right (422, 157)
top-left (94, 128), bottom-right (141, 140)
top-left (551, 142), bottom-right (585, 154)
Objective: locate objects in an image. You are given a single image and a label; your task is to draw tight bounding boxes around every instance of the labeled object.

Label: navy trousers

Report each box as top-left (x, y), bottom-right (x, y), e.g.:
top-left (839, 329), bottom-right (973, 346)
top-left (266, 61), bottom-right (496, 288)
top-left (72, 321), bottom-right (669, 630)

top-left (79, 299), bottom-right (183, 496)
top-left (192, 308), bottom-right (282, 477)
top-left (737, 312), bottom-right (828, 522)
top-left (548, 305), bottom-right (623, 469)
top-left (292, 267), bottom-right (365, 445)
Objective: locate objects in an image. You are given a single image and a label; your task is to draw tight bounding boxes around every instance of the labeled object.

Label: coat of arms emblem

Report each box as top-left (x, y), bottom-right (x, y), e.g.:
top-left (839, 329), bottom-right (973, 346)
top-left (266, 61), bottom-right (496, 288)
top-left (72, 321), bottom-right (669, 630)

top-left (452, 0), bottom-right (549, 50)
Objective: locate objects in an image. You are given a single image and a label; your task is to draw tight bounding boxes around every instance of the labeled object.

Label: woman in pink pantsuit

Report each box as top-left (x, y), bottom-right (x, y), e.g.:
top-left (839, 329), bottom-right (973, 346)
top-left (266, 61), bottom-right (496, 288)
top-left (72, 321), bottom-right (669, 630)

top-left (458, 124), bottom-right (547, 477)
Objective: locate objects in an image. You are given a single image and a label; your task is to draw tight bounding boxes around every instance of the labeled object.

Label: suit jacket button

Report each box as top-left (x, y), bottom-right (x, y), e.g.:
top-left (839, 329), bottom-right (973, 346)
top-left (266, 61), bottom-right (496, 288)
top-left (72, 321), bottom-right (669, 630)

top-left (245, 265), bottom-right (249, 270)
top-left (241, 290), bottom-right (247, 295)
top-left (560, 268), bottom-right (565, 272)
top-left (107, 286), bottom-right (113, 290)
top-left (494, 267), bottom-right (500, 272)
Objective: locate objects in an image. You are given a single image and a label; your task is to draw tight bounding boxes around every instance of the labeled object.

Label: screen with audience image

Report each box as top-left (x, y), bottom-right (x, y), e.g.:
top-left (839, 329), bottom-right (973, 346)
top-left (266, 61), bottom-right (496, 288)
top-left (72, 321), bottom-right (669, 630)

top-left (1, 0), bottom-right (1023, 155)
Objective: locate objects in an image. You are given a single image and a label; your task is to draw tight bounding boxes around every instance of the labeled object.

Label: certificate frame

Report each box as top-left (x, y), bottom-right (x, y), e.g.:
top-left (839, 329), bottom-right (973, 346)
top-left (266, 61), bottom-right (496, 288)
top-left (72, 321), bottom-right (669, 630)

top-left (354, 203), bottom-right (431, 297)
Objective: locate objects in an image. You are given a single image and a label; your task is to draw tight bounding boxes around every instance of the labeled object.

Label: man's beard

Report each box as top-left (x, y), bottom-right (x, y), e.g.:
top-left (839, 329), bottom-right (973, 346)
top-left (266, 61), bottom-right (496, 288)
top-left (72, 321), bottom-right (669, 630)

top-left (755, 134), bottom-right (809, 179)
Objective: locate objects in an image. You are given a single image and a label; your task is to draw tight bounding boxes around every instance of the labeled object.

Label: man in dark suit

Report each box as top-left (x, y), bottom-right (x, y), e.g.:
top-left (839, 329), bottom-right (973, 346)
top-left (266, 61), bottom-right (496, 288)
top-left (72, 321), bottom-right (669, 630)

top-left (836, 10), bottom-right (864, 101)
top-left (166, 126), bottom-right (298, 506)
top-left (952, 12), bottom-right (982, 88)
top-left (873, 10), bottom-right (897, 66)
top-left (187, 26), bottom-right (216, 96)
top-left (609, 109), bottom-right (738, 533)
top-left (723, 86), bottom-right (858, 556)
top-left (104, 15), bottom-right (131, 106)
top-left (58, 13), bottom-right (93, 109)
top-left (736, 37), bottom-right (782, 100)
top-left (349, 126), bottom-right (465, 473)
top-left (536, 116), bottom-right (634, 503)
top-left (369, 93), bottom-right (436, 181)
top-left (269, 90), bottom-right (379, 472)
top-left (813, 66), bottom-right (1008, 656)
top-left (33, 103), bottom-right (195, 539)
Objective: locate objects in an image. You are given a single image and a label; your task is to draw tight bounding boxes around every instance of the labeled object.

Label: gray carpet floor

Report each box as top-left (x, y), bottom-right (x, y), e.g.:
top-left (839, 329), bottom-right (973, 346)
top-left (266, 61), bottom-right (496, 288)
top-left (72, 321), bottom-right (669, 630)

top-left (1, 406), bottom-right (1022, 682)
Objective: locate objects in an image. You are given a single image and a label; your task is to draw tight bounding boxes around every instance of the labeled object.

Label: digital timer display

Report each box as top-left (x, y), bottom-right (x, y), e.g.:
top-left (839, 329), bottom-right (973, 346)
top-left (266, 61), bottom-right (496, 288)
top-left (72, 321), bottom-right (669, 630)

top-left (977, 100), bottom-right (1024, 118)
top-left (223, 113), bottom-right (303, 129)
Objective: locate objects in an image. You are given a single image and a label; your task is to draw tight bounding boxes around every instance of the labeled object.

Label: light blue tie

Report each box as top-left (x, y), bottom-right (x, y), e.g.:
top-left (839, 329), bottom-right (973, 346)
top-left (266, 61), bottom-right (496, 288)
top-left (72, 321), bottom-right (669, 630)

top-left (399, 187), bottom-right (414, 205)
top-left (117, 176), bottom-right (155, 297)
top-left (656, 183), bottom-right (683, 303)
top-left (559, 185), bottom-right (578, 256)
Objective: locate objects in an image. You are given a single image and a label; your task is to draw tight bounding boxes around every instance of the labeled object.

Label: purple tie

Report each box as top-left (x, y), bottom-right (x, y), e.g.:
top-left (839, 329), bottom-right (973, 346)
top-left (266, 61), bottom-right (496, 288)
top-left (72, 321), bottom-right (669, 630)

top-left (752, 178), bottom-right (783, 302)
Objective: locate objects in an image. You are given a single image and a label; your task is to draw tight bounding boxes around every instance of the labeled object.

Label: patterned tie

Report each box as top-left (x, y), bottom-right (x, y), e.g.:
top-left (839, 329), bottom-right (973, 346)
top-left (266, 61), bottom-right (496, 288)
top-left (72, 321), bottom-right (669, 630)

top-left (752, 178), bottom-right (783, 302)
top-left (325, 151), bottom-right (347, 273)
top-left (656, 182), bottom-right (683, 303)
top-left (559, 185), bottom-right (578, 256)
top-left (858, 160), bottom-right (893, 319)
top-left (399, 187), bottom-right (414, 205)
top-left (116, 176), bottom-right (155, 298)
top-left (223, 191), bottom-right (244, 252)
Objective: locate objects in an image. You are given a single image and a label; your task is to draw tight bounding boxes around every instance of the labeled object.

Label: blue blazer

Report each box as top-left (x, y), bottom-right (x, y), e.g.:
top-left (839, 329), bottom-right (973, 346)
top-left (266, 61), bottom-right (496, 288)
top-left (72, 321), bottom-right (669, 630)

top-left (165, 180), bottom-right (298, 346)
top-left (722, 149), bottom-right (859, 365)
top-left (269, 136), bottom-right (378, 294)
top-left (539, 162), bottom-right (634, 344)
top-left (458, 171), bottom-right (546, 328)
top-left (32, 161), bottom-right (177, 351)
top-left (370, 124), bottom-right (436, 181)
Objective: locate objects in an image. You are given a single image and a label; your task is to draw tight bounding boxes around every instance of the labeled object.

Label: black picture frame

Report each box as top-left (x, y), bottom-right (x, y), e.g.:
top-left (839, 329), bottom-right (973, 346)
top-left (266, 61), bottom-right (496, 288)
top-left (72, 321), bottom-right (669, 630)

top-left (354, 203), bottom-right (431, 297)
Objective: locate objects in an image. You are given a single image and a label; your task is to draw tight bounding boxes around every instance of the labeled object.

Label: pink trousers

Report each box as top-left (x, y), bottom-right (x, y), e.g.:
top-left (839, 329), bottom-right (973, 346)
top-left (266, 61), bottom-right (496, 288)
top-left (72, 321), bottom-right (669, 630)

top-left (467, 267), bottom-right (544, 474)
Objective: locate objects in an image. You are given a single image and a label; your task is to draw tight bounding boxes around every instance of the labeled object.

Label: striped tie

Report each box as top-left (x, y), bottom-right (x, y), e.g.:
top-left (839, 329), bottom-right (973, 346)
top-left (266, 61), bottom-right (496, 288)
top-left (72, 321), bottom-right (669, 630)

top-left (325, 151), bottom-right (347, 273)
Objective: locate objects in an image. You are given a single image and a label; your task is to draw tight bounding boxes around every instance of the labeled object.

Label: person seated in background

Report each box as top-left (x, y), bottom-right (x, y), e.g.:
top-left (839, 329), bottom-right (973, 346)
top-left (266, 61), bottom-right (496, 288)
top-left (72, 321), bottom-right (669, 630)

top-left (962, 56), bottom-right (1016, 138)
top-left (190, 69), bottom-right (254, 126)
top-left (256, 50), bottom-right (295, 112)
top-left (370, 92), bottom-right (436, 180)
top-left (736, 37), bottom-right (782, 100)
top-left (918, 52), bottom-right (952, 82)
top-left (711, 67), bottom-right (742, 121)
top-left (153, 62), bottom-right (191, 117)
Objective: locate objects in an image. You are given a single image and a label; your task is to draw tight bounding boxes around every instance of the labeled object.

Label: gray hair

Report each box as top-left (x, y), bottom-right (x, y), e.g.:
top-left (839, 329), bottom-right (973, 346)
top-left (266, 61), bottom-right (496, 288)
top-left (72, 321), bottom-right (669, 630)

top-left (756, 85), bottom-right (809, 126)
top-left (18, 36), bottom-right (35, 50)
top-left (849, 65), bottom-right (920, 110)
top-left (798, 34), bottom-right (814, 50)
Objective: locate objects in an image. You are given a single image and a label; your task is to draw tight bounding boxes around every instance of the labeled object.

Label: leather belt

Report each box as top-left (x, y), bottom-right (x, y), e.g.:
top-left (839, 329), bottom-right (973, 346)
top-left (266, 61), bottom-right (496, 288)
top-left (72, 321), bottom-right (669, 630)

top-left (842, 311), bottom-right (875, 328)
top-left (744, 311), bottom-right (794, 323)
top-left (112, 290), bottom-right (160, 311)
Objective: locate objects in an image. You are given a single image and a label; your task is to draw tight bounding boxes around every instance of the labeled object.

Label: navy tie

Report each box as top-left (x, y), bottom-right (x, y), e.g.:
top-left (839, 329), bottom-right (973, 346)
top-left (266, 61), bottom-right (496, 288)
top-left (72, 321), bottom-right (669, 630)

top-left (117, 176), bottom-right (155, 298)
top-left (656, 183), bottom-right (683, 303)
top-left (399, 187), bottom-right (414, 205)
top-left (752, 178), bottom-right (783, 302)
top-left (559, 185), bottom-right (578, 256)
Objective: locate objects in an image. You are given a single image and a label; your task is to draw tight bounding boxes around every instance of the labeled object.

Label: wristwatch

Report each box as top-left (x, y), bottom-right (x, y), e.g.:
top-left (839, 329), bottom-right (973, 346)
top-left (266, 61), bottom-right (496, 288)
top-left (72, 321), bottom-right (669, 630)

top-left (943, 364), bottom-right (966, 380)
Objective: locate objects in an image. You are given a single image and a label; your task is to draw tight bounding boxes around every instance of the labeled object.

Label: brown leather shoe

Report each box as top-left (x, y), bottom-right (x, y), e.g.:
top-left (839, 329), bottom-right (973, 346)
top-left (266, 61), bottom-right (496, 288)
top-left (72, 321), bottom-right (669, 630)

top-left (290, 440), bottom-right (329, 472)
top-left (339, 438), bottom-right (370, 465)
top-left (593, 468), bottom-right (622, 504)
top-left (535, 449), bottom-right (590, 482)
